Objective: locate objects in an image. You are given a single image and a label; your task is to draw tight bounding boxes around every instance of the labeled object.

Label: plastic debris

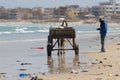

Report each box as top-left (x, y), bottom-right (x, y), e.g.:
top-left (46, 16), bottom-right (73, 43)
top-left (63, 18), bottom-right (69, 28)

top-left (96, 59), bottom-right (99, 61)
top-left (19, 73), bottom-right (27, 77)
top-left (19, 69), bottom-right (27, 71)
top-left (82, 70), bottom-right (88, 72)
top-left (71, 69), bottom-right (78, 74)
top-left (115, 74), bottom-right (119, 77)
top-left (108, 73), bottom-right (112, 77)
top-left (100, 61), bottom-right (103, 63)
top-left (21, 63), bottom-right (32, 65)
top-left (31, 47), bottom-right (44, 50)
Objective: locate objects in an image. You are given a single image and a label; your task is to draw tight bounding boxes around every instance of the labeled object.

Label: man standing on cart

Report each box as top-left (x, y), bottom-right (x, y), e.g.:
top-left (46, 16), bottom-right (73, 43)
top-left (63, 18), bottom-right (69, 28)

top-left (61, 20), bottom-right (68, 28)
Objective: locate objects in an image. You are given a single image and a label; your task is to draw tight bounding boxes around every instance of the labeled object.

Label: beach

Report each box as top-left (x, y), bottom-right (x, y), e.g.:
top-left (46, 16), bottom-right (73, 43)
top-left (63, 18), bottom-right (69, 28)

top-left (15, 32), bottom-right (120, 80)
top-left (0, 21), bottom-right (120, 80)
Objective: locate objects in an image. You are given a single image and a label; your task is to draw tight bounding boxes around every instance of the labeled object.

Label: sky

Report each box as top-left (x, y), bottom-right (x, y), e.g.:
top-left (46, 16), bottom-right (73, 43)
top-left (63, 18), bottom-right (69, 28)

top-left (0, 0), bottom-right (119, 8)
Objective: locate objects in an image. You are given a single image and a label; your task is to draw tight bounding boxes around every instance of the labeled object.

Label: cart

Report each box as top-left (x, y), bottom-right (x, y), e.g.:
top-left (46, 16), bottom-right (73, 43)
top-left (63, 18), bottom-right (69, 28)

top-left (47, 27), bottom-right (79, 57)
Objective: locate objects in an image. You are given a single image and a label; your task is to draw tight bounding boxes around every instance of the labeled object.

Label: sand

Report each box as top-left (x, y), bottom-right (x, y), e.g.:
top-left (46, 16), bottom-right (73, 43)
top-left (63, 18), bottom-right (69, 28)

top-left (17, 36), bottom-right (120, 80)
top-left (0, 21), bottom-right (120, 80)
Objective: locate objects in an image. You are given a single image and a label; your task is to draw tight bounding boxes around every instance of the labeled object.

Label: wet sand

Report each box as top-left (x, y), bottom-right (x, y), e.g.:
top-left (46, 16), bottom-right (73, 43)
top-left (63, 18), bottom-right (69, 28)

top-left (16, 33), bottom-right (120, 80)
top-left (0, 32), bottom-right (95, 79)
top-left (17, 44), bottom-right (120, 80)
top-left (0, 30), bottom-right (120, 80)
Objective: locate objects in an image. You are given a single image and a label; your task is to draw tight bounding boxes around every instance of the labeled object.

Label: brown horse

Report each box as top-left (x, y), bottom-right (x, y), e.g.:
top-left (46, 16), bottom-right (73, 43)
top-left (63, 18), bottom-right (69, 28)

top-left (58, 38), bottom-right (65, 56)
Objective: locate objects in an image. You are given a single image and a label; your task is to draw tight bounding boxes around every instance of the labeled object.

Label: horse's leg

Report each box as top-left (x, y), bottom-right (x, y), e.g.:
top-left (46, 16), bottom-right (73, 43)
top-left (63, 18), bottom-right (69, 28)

top-left (58, 39), bottom-right (60, 56)
top-left (61, 39), bottom-right (65, 54)
top-left (60, 39), bottom-right (62, 55)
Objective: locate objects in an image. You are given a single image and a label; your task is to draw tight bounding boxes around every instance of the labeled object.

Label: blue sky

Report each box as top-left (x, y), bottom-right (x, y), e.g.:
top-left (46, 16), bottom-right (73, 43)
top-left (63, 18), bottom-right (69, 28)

top-left (0, 0), bottom-right (119, 8)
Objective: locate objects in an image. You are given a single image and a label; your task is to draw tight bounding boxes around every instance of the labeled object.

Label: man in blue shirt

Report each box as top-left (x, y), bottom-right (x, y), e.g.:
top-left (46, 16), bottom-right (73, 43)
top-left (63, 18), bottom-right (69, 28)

top-left (97, 18), bottom-right (108, 52)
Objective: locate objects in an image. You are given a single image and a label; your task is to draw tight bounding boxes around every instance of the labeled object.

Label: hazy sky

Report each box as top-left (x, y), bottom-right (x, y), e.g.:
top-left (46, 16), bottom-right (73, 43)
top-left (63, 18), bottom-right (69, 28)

top-left (0, 0), bottom-right (119, 8)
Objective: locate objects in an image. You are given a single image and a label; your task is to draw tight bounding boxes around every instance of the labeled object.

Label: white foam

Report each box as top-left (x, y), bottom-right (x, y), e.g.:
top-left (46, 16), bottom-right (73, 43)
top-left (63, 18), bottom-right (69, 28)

top-left (0, 31), bottom-right (12, 35)
top-left (37, 30), bottom-right (49, 32)
top-left (15, 27), bottom-right (26, 32)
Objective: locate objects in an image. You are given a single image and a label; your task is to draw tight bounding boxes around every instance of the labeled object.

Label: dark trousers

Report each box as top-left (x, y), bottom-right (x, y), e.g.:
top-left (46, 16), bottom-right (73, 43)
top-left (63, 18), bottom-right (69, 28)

top-left (100, 34), bottom-right (106, 51)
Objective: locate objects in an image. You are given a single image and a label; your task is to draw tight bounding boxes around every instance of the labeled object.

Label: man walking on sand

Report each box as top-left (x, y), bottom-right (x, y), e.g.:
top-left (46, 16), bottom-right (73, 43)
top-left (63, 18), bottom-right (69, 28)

top-left (97, 18), bottom-right (108, 52)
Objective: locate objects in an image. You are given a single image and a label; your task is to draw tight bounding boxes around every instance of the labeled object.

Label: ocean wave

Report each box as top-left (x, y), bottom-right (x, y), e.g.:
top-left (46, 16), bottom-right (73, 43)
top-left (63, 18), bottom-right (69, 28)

top-left (15, 27), bottom-right (27, 32)
top-left (13, 27), bottom-right (35, 33)
top-left (0, 24), bottom-right (120, 35)
top-left (0, 31), bottom-right (12, 35)
top-left (37, 30), bottom-right (49, 32)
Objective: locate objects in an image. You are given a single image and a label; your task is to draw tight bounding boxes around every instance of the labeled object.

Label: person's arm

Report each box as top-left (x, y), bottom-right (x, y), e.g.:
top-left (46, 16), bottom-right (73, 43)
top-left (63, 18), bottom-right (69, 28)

top-left (96, 28), bottom-right (100, 30)
top-left (96, 22), bottom-right (102, 30)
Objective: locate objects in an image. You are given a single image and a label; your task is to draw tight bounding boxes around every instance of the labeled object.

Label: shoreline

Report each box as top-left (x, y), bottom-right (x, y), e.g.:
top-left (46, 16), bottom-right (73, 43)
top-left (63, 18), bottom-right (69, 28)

top-left (0, 20), bottom-right (119, 26)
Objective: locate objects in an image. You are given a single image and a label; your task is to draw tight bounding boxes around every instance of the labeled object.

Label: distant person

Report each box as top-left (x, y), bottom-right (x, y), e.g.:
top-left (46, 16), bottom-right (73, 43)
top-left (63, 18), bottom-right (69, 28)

top-left (96, 18), bottom-right (108, 52)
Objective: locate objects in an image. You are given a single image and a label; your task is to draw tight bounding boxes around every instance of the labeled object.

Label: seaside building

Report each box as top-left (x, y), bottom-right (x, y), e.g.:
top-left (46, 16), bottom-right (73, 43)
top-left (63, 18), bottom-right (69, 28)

top-left (54, 5), bottom-right (80, 21)
top-left (0, 6), bottom-right (9, 19)
top-left (65, 7), bottom-right (79, 20)
top-left (8, 9), bottom-right (17, 19)
top-left (16, 8), bottom-right (32, 20)
top-left (92, 0), bottom-right (120, 16)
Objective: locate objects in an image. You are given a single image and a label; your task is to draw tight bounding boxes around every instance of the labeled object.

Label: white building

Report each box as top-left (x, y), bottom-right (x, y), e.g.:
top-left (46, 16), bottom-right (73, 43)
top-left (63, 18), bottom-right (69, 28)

top-left (92, 0), bottom-right (120, 15)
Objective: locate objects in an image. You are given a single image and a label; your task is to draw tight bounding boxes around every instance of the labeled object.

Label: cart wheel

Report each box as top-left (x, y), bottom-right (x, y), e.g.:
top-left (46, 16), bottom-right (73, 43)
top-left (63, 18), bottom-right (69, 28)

top-left (48, 35), bottom-right (51, 43)
top-left (47, 45), bottom-right (52, 57)
top-left (75, 44), bottom-right (79, 55)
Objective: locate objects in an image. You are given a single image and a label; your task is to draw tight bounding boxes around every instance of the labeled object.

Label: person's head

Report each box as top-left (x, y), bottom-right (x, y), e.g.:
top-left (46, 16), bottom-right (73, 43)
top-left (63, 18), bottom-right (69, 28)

top-left (63, 20), bottom-right (66, 22)
top-left (99, 18), bottom-right (104, 23)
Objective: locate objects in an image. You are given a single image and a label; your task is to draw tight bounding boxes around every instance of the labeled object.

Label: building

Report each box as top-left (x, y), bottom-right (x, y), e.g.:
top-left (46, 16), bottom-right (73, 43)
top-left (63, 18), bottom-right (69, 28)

top-left (54, 5), bottom-right (80, 20)
top-left (0, 6), bottom-right (9, 19)
top-left (66, 7), bottom-right (79, 19)
top-left (8, 9), bottom-right (17, 19)
top-left (54, 7), bottom-right (67, 16)
top-left (92, 0), bottom-right (120, 16)
top-left (16, 8), bottom-right (32, 20)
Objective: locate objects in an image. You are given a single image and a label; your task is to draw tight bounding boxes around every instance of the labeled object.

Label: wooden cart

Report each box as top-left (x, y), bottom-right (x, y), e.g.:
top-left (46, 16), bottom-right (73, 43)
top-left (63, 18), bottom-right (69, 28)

top-left (47, 27), bottom-right (79, 57)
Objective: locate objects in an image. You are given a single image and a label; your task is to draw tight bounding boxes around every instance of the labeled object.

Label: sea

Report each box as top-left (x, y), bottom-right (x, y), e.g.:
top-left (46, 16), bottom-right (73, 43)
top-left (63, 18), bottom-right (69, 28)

top-left (0, 23), bottom-right (120, 80)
